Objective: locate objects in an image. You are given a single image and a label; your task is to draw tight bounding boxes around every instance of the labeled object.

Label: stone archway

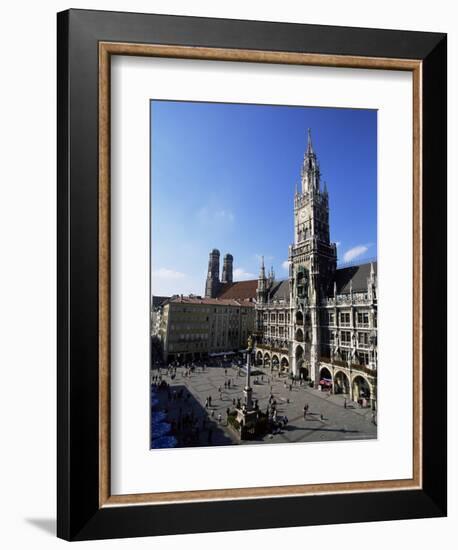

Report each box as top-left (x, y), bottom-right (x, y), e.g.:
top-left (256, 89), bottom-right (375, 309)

top-left (272, 355), bottom-right (280, 370)
top-left (320, 366), bottom-right (332, 381)
top-left (263, 352), bottom-right (271, 367)
top-left (352, 375), bottom-right (372, 404)
top-left (295, 345), bottom-right (304, 365)
top-left (256, 350), bottom-right (263, 365)
top-left (280, 356), bottom-right (289, 373)
top-left (295, 345), bottom-right (307, 379)
top-left (334, 370), bottom-right (350, 395)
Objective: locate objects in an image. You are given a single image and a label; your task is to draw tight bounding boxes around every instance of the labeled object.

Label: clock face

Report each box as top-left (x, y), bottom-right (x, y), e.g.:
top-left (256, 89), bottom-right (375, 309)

top-left (299, 209), bottom-right (307, 221)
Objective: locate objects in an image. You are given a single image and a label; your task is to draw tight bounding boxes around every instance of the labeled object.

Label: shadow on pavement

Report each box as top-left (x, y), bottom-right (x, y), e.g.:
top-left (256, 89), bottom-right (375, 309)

top-left (152, 383), bottom-right (235, 448)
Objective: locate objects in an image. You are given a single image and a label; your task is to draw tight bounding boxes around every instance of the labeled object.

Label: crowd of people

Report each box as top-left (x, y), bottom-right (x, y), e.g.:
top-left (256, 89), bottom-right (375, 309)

top-left (150, 355), bottom-right (375, 447)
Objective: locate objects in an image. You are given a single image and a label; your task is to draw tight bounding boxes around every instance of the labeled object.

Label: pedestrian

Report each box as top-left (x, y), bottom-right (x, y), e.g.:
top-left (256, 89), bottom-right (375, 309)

top-left (211, 409), bottom-right (215, 418)
top-left (205, 398), bottom-right (209, 409)
top-left (344, 398), bottom-right (347, 408)
top-left (218, 413), bottom-right (222, 424)
top-left (209, 396), bottom-right (212, 407)
top-left (232, 398), bottom-right (236, 406)
top-left (320, 413), bottom-right (324, 421)
top-left (289, 384), bottom-right (292, 392)
top-left (303, 405), bottom-right (307, 420)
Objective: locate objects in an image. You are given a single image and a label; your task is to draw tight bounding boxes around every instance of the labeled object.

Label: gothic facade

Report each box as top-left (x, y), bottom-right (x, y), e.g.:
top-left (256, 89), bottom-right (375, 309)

top-left (204, 129), bottom-right (378, 408)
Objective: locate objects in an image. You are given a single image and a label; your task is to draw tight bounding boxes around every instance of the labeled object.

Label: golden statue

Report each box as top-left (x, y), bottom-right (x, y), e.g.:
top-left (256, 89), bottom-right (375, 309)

top-left (247, 334), bottom-right (253, 351)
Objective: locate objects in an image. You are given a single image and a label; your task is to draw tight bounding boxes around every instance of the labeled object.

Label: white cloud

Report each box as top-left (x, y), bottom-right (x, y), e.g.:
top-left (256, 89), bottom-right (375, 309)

top-left (343, 245), bottom-right (369, 263)
top-left (282, 260), bottom-right (290, 271)
top-left (215, 209), bottom-right (234, 222)
top-left (233, 267), bottom-right (256, 280)
top-left (152, 267), bottom-right (185, 280)
top-left (197, 206), bottom-right (234, 224)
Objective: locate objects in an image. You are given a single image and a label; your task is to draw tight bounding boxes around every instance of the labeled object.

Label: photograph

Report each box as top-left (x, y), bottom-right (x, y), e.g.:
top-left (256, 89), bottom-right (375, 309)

top-left (150, 100), bottom-right (378, 449)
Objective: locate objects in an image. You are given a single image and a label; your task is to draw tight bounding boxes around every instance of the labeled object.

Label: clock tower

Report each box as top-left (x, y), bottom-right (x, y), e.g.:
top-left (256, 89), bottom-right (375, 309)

top-left (290, 129), bottom-right (337, 381)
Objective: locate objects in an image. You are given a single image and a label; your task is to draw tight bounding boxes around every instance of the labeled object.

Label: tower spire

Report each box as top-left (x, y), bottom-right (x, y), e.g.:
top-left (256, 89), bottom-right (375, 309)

top-left (257, 255), bottom-right (268, 304)
top-left (259, 255), bottom-right (265, 277)
top-left (307, 127), bottom-right (313, 154)
top-left (301, 128), bottom-right (319, 193)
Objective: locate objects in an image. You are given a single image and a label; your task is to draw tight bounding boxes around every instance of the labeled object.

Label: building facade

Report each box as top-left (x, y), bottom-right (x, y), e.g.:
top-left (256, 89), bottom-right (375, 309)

top-left (157, 296), bottom-right (255, 363)
top-left (152, 129), bottom-right (377, 406)
top-left (203, 129), bottom-right (378, 408)
top-left (254, 130), bottom-right (377, 408)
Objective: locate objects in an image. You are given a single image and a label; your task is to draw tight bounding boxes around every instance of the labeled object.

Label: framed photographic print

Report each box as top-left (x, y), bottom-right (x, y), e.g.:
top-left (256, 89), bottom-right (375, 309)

top-left (57, 9), bottom-right (447, 541)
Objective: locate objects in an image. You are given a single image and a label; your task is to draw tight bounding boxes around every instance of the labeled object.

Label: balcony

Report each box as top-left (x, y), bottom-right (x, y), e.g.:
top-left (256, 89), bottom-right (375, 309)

top-left (318, 357), bottom-right (376, 376)
top-left (357, 342), bottom-right (370, 349)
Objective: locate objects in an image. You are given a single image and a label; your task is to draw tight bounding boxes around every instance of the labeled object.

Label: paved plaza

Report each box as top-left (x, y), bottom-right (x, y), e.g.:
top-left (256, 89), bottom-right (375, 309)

top-left (151, 361), bottom-right (377, 448)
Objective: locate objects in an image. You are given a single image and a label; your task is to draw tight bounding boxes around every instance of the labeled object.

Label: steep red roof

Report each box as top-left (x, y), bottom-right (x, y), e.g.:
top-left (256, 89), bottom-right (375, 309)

top-left (216, 280), bottom-right (258, 300)
top-left (168, 296), bottom-right (254, 307)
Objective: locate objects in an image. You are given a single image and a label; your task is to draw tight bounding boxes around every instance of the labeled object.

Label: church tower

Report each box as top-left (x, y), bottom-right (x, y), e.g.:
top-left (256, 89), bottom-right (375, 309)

top-left (205, 249), bottom-right (220, 298)
top-left (221, 253), bottom-right (233, 284)
top-left (290, 129), bottom-right (337, 381)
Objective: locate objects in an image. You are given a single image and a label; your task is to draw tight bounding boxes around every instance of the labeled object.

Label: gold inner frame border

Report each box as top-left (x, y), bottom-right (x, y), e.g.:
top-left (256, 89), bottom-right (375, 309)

top-left (98, 42), bottom-right (422, 507)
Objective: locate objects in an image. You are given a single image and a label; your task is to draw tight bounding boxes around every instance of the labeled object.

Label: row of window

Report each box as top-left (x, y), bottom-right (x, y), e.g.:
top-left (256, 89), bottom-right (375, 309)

top-left (338, 350), bottom-right (371, 365)
top-left (326, 311), bottom-right (373, 327)
top-left (325, 331), bottom-right (372, 347)
top-left (263, 312), bottom-right (290, 324)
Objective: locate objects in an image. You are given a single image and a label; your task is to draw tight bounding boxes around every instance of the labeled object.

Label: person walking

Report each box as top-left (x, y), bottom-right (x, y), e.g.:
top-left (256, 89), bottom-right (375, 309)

top-left (344, 398), bottom-right (347, 408)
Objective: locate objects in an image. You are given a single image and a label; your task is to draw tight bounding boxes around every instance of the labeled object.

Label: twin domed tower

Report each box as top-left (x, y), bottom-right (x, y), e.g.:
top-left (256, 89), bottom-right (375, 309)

top-left (204, 249), bottom-right (234, 298)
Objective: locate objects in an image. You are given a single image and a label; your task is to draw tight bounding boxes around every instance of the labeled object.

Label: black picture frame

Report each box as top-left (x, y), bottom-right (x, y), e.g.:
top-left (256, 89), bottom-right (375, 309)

top-left (57, 8), bottom-right (447, 541)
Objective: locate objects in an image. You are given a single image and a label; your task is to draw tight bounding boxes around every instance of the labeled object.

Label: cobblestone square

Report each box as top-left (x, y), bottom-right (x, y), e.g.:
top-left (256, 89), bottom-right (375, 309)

top-left (151, 361), bottom-right (376, 448)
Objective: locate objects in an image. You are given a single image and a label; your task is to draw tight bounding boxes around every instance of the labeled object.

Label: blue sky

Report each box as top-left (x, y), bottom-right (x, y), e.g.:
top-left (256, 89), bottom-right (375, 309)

top-left (151, 101), bottom-right (377, 296)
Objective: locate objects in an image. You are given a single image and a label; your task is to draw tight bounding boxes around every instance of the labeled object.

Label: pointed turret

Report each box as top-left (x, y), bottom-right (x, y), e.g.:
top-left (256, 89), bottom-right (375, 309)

top-left (307, 127), bottom-right (314, 155)
top-left (301, 128), bottom-right (320, 193)
top-left (256, 256), bottom-right (268, 304)
top-left (268, 265), bottom-right (275, 288)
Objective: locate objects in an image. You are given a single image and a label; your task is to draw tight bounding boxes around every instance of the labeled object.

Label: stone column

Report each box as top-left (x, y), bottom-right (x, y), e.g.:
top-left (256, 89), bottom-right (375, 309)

top-left (244, 349), bottom-right (253, 411)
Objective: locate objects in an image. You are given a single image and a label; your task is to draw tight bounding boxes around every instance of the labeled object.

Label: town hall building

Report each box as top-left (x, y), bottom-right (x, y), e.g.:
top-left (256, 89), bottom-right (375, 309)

top-left (203, 130), bottom-right (378, 409)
